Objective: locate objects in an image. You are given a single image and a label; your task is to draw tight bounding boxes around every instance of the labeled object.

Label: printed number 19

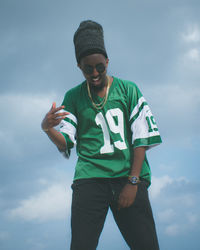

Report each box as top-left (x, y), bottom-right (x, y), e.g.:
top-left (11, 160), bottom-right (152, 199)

top-left (146, 116), bottom-right (158, 132)
top-left (95, 108), bottom-right (127, 154)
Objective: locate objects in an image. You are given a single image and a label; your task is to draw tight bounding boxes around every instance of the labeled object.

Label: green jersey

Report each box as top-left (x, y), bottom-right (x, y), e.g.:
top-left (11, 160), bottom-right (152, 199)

top-left (59, 76), bottom-right (162, 184)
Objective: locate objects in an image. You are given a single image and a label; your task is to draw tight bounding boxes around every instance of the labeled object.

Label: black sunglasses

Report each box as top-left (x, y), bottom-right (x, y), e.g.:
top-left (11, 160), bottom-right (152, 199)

top-left (82, 63), bottom-right (106, 75)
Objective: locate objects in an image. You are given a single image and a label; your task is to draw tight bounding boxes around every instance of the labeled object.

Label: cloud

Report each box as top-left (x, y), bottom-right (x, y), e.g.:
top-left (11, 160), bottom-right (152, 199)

top-left (178, 24), bottom-right (200, 74)
top-left (187, 48), bottom-right (200, 60)
top-left (0, 92), bottom-right (61, 160)
top-left (182, 24), bottom-right (200, 43)
top-left (150, 175), bottom-right (173, 199)
top-left (184, 48), bottom-right (200, 63)
top-left (8, 182), bottom-right (71, 222)
top-left (0, 92), bottom-right (59, 129)
top-left (25, 238), bottom-right (47, 250)
top-left (0, 92), bottom-right (61, 148)
top-left (0, 129), bottom-right (23, 158)
top-left (158, 208), bottom-right (176, 223)
top-left (150, 176), bottom-right (200, 237)
top-left (165, 223), bottom-right (180, 236)
top-left (186, 212), bottom-right (199, 225)
top-left (147, 83), bottom-right (199, 114)
top-left (145, 81), bottom-right (200, 149)
top-left (164, 212), bottom-right (199, 237)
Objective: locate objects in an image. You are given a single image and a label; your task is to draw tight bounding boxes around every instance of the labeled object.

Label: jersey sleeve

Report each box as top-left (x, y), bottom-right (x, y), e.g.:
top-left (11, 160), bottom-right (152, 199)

top-left (128, 83), bottom-right (162, 149)
top-left (59, 90), bottom-right (77, 158)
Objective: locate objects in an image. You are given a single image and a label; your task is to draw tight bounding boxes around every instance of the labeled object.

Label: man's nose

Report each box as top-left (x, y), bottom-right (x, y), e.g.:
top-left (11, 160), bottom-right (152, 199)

top-left (92, 67), bottom-right (99, 76)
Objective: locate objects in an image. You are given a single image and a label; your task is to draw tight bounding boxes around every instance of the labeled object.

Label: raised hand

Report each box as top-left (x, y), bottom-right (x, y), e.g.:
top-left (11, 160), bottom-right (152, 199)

top-left (41, 102), bottom-right (69, 131)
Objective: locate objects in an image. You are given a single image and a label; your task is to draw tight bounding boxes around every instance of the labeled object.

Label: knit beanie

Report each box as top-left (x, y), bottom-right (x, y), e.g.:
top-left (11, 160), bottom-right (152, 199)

top-left (73, 20), bottom-right (108, 63)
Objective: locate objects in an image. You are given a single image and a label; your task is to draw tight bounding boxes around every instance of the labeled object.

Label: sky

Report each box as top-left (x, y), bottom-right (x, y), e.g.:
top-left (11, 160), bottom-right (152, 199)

top-left (0, 0), bottom-right (200, 249)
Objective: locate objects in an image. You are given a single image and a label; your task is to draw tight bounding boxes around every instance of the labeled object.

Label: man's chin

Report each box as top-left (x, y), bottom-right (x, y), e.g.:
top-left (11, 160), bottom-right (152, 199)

top-left (89, 80), bottom-right (105, 91)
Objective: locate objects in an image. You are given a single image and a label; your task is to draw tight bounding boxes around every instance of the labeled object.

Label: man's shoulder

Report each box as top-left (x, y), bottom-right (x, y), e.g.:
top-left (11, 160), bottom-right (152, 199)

top-left (64, 80), bottom-right (86, 98)
top-left (113, 76), bottom-right (139, 91)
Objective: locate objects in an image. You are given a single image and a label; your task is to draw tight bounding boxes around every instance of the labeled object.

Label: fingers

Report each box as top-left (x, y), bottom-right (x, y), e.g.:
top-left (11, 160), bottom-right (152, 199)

top-left (118, 199), bottom-right (132, 210)
top-left (44, 115), bottom-right (65, 130)
top-left (50, 102), bottom-right (68, 114)
top-left (118, 196), bottom-right (130, 210)
top-left (50, 102), bottom-right (56, 111)
top-left (49, 111), bottom-right (68, 125)
top-left (117, 184), bottom-right (138, 210)
top-left (53, 106), bottom-right (67, 114)
top-left (42, 103), bottom-right (69, 131)
top-left (50, 117), bottom-right (64, 127)
top-left (52, 102), bottom-right (56, 109)
top-left (53, 112), bottom-right (69, 119)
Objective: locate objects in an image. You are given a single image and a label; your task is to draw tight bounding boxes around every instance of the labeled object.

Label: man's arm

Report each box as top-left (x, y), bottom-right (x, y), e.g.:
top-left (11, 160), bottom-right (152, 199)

top-left (41, 102), bottom-right (69, 151)
top-left (118, 146), bottom-right (146, 210)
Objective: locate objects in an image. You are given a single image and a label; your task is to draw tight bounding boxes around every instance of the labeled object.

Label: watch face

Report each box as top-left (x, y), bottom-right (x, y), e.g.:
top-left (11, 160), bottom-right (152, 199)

top-left (130, 176), bottom-right (139, 184)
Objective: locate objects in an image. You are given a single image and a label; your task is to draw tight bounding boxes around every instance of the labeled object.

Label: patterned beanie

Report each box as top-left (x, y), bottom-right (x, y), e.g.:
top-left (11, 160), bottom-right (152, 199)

top-left (73, 20), bottom-right (108, 63)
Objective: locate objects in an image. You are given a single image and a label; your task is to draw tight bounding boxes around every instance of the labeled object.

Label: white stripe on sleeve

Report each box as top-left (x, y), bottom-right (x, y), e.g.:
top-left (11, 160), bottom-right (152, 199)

top-left (60, 109), bottom-right (77, 124)
top-left (59, 119), bottom-right (77, 145)
top-left (129, 96), bottom-right (146, 121)
top-left (131, 104), bottom-right (160, 143)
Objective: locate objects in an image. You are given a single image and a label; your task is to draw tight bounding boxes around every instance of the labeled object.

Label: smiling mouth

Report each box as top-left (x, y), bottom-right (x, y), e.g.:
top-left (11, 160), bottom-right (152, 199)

top-left (89, 76), bottom-right (106, 91)
top-left (91, 76), bottom-right (101, 84)
top-left (92, 76), bottom-right (101, 81)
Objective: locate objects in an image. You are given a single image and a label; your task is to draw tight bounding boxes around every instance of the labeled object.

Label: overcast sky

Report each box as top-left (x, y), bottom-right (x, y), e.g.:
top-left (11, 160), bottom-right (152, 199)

top-left (0, 0), bottom-right (200, 249)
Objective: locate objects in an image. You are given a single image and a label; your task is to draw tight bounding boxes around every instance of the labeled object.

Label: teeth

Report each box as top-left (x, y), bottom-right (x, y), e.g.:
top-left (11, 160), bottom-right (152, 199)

top-left (93, 76), bottom-right (100, 81)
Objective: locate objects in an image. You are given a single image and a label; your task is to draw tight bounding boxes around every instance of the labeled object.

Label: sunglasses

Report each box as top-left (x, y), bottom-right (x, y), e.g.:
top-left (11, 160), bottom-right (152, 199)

top-left (82, 63), bottom-right (106, 75)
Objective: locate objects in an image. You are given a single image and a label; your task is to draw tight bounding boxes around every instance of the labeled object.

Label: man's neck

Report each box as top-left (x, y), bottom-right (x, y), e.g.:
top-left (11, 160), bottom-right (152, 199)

top-left (93, 76), bottom-right (113, 98)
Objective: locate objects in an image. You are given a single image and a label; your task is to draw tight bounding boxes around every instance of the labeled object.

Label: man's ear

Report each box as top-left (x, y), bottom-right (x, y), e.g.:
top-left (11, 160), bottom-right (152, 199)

top-left (106, 58), bottom-right (109, 67)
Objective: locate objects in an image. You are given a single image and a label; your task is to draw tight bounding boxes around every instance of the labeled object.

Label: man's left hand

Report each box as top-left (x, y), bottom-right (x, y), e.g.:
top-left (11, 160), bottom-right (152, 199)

top-left (118, 184), bottom-right (138, 210)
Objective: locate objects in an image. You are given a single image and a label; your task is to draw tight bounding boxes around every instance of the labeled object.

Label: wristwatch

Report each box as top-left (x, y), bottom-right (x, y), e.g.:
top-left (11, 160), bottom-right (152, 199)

top-left (128, 176), bottom-right (140, 185)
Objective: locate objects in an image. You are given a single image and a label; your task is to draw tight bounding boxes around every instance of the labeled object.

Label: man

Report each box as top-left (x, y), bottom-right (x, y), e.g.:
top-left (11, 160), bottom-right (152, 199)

top-left (41, 20), bottom-right (162, 250)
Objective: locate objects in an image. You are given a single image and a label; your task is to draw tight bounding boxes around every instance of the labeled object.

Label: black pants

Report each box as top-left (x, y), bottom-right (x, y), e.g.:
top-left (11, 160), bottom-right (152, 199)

top-left (70, 178), bottom-right (159, 250)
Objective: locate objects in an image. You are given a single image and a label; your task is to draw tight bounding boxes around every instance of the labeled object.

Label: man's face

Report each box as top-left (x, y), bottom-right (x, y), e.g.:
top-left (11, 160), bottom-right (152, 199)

top-left (78, 53), bottom-right (109, 91)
